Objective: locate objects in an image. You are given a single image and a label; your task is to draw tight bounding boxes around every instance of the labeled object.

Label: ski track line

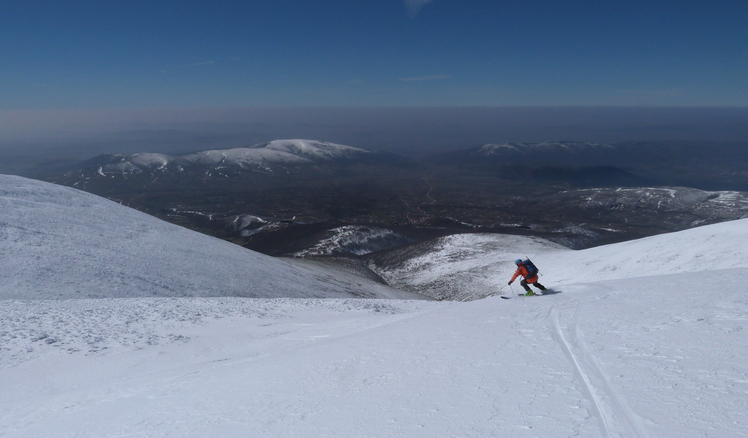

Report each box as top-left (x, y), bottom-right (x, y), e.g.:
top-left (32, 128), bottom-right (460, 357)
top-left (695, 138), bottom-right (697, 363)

top-left (549, 305), bottom-right (611, 437)
top-left (550, 303), bottom-right (653, 438)
top-left (568, 306), bottom-right (653, 438)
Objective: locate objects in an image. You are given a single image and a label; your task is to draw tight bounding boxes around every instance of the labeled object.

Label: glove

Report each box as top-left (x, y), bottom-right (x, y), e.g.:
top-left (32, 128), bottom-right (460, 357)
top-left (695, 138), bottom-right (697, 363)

top-left (508, 281), bottom-right (513, 285)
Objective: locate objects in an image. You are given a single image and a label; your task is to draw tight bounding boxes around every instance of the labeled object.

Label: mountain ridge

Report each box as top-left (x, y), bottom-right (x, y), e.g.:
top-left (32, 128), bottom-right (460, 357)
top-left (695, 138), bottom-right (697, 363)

top-left (0, 174), bottom-right (425, 300)
top-left (85, 139), bottom-right (371, 176)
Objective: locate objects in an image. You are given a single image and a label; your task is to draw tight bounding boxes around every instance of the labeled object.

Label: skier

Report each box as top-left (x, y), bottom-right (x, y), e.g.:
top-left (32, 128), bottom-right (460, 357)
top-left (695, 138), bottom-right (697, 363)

top-left (508, 259), bottom-right (547, 296)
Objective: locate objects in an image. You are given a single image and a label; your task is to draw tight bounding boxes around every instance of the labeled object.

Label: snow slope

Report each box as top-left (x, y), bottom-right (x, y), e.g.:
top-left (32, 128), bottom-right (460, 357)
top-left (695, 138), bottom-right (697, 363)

top-left (0, 174), bottom-right (422, 300)
top-left (371, 218), bottom-right (748, 300)
top-left (370, 233), bottom-right (567, 301)
top-left (2, 269), bottom-right (746, 437)
top-left (2, 177), bottom-right (747, 437)
top-left (541, 217), bottom-right (748, 284)
top-left (261, 139), bottom-right (370, 160)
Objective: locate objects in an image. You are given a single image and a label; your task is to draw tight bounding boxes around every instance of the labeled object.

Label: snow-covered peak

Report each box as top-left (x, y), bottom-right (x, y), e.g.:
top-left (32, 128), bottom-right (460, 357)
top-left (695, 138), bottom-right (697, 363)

top-left (0, 175), bottom-right (422, 300)
top-left (187, 147), bottom-right (313, 166)
top-left (477, 141), bottom-right (615, 155)
top-left (261, 139), bottom-right (370, 160)
top-left (128, 153), bottom-right (171, 169)
top-left (90, 139), bottom-right (371, 175)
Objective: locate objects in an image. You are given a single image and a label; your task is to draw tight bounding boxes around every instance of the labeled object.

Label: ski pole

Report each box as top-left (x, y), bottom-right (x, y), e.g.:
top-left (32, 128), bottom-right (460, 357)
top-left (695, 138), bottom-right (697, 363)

top-left (509, 283), bottom-right (517, 298)
top-left (493, 284), bottom-right (506, 297)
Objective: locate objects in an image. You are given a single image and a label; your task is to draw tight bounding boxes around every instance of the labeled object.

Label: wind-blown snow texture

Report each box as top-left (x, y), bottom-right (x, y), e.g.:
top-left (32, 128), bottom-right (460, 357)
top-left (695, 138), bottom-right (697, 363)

top-left (2, 175), bottom-right (747, 437)
top-left (0, 175), bottom-right (420, 300)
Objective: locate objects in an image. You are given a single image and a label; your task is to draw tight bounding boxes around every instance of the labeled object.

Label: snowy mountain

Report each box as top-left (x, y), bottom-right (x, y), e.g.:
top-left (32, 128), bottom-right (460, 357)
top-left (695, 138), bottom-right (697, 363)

top-left (0, 174), bottom-right (422, 300)
top-left (499, 186), bottom-right (748, 249)
top-left (556, 186), bottom-right (748, 218)
top-left (477, 141), bottom-right (616, 156)
top-left (3, 218), bottom-right (747, 437)
top-left (42, 137), bottom-right (748, 257)
top-left (2, 174), bottom-right (747, 437)
top-left (430, 141), bottom-right (620, 168)
top-left (84, 139), bottom-right (371, 176)
top-left (430, 141), bottom-right (748, 191)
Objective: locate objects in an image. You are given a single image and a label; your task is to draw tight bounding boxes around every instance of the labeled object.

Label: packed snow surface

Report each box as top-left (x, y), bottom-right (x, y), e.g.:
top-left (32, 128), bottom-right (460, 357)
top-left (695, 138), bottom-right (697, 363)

top-left (0, 175), bottom-right (420, 300)
top-left (3, 271), bottom-right (746, 437)
top-left (2, 175), bottom-right (747, 437)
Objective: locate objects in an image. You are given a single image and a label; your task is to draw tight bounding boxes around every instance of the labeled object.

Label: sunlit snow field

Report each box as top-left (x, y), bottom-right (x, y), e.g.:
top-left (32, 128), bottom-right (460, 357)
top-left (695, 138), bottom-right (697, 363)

top-left (1, 175), bottom-right (747, 437)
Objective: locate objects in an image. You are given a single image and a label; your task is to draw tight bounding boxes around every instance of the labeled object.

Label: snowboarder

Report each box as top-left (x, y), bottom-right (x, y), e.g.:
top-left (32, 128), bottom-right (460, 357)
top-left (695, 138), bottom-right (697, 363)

top-left (508, 259), bottom-right (547, 296)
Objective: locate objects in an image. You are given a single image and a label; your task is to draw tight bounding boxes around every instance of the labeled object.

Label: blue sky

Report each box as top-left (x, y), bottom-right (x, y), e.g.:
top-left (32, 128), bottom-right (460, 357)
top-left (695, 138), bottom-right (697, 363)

top-left (2, 0), bottom-right (747, 109)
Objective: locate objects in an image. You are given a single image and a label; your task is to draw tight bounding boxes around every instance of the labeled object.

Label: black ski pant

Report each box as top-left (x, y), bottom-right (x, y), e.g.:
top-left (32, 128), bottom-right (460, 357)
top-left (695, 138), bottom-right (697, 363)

top-left (520, 279), bottom-right (546, 292)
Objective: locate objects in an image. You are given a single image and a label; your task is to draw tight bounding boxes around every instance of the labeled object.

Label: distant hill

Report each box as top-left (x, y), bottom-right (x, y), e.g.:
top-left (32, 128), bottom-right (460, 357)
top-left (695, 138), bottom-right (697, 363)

top-left (52, 139), bottom-right (414, 194)
top-left (430, 141), bottom-right (618, 167)
top-left (429, 141), bottom-right (748, 190)
top-left (37, 139), bottom-right (748, 257)
top-left (87, 139), bottom-right (373, 175)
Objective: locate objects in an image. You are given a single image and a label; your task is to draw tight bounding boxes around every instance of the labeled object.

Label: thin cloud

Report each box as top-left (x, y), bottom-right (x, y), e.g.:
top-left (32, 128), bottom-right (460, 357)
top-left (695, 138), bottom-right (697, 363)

top-left (184, 60), bottom-right (215, 67)
top-left (399, 75), bottom-right (451, 82)
top-left (405, 0), bottom-right (435, 16)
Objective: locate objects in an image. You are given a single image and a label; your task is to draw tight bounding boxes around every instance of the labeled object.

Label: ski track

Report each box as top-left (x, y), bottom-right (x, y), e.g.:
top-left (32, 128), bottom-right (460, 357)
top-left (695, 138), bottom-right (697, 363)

top-left (550, 305), bottom-right (611, 436)
top-left (551, 303), bottom-right (653, 438)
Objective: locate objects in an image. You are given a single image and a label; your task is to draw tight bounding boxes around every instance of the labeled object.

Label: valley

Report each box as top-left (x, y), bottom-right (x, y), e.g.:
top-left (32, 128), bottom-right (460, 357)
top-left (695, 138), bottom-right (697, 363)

top-left (43, 140), bottom-right (748, 258)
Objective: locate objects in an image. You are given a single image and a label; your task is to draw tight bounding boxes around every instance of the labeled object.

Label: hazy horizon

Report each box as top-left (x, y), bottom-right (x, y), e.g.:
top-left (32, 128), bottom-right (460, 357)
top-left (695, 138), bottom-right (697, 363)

top-left (1, 105), bottom-right (746, 176)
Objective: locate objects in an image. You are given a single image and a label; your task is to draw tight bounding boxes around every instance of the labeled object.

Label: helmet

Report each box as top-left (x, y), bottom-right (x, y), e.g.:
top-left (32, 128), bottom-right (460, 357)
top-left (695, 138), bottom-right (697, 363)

top-left (515, 259), bottom-right (522, 265)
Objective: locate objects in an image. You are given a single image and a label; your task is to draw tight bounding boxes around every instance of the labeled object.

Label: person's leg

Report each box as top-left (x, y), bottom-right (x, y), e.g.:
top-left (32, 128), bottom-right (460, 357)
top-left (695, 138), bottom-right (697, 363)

top-left (520, 279), bottom-right (532, 293)
top-left (533, 282), bottom-right (546, 291)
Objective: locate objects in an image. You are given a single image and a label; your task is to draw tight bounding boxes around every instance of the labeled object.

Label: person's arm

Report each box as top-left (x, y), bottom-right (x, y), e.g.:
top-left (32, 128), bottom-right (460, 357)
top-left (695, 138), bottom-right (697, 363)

top-left (509, 269), bottom-right (521, 284)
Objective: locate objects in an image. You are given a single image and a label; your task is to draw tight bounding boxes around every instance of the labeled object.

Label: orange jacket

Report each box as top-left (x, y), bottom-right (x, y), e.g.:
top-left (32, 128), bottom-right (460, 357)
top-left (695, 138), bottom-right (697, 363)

top-left (511, 264), bottom-right (538, 283)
